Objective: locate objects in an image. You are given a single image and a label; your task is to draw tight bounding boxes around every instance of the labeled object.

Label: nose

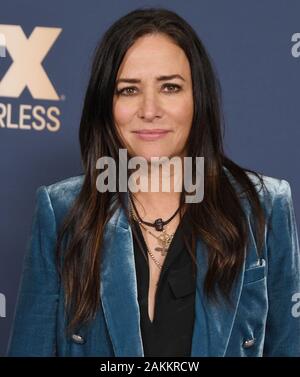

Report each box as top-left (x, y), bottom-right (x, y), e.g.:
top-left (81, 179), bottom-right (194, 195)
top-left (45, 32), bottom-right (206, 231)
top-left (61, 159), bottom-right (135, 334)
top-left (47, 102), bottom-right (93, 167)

top-left (137, 90), bottom-right (163, 121)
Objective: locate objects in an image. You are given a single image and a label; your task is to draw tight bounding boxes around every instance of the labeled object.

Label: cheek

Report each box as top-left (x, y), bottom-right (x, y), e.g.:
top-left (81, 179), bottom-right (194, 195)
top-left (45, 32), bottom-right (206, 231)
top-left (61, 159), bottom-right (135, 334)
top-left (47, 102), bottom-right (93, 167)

top-left (172, 98), bottom-right (193, 134)
top-left (113, 102), bottom-right (134, 129)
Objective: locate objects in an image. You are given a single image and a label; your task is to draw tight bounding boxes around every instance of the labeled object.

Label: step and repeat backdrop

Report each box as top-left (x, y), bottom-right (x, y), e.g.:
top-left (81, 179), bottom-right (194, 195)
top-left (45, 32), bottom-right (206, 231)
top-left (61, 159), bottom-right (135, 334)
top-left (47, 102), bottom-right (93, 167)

top-left (0, 0), bottom-right (299, 356)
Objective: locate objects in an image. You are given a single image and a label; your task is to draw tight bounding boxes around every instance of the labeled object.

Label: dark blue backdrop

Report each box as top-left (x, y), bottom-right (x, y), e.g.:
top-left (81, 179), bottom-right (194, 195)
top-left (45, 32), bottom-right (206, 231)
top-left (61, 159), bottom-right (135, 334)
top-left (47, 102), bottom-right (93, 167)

top-left (1, 0), bottom-right (299, 356)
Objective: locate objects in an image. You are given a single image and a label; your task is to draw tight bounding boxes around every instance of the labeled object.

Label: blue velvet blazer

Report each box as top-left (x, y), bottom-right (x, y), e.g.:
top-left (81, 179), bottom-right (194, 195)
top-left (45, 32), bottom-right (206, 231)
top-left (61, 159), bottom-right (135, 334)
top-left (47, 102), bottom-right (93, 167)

top-left (7, 169), bottom-right (300, 356)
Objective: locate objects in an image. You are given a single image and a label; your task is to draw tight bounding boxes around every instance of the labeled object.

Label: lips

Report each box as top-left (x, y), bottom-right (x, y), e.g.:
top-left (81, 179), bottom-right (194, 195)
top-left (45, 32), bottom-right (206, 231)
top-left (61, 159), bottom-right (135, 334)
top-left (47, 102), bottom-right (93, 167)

top-left (132, 129), bottom-right (171, 141)
top-left (132, 129), bottom-right (170, 134)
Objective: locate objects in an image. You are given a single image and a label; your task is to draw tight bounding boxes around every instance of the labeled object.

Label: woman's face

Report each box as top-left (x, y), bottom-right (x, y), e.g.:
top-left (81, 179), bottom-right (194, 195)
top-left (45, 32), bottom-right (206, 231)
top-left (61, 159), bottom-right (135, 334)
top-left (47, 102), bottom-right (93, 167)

top-left (113, 33), bottom-right (194, 161)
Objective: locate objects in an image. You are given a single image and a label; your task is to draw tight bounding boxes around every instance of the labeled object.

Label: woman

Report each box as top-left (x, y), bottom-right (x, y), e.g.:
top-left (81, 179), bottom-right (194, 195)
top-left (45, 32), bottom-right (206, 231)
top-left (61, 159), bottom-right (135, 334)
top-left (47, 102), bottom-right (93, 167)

top-left (7, 7), bottom-right (300, 357)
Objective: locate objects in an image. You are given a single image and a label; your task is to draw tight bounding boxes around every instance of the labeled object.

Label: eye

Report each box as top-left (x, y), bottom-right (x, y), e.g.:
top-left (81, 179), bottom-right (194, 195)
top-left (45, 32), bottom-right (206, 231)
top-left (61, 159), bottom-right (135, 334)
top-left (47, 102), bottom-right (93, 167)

top-left (162, 83), bottom-right (182, 93)
top-left (115, 86), bottom-right (137, 96)
top-left (115, 83), bottom-right (182, 96)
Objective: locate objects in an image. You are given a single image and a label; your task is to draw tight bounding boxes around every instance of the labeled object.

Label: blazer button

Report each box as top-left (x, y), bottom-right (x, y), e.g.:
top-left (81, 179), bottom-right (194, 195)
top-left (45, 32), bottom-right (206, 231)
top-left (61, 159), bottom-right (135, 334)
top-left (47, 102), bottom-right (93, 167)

top-left (71, 334), bottom-right (86, 344)
top-left (243, 338), bottom-right (255, 348)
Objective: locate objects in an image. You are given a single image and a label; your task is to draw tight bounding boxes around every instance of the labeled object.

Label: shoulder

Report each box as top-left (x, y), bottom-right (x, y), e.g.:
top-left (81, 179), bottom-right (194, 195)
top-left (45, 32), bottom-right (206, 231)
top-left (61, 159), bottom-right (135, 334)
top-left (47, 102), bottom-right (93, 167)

top-left (245, 170), bottom-right (293, 219)
top-left (45, 174), bottom-right (84, 205)
top-left (223, 166), bottom-right (293, 218)
top-left (36, 174), bottom-right (84, 229)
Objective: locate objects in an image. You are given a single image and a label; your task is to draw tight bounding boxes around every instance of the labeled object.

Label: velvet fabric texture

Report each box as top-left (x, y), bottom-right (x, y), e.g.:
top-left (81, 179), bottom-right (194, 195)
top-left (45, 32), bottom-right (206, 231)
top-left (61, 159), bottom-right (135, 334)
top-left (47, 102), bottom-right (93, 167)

top-left (7, 167), bottom-right (300, 356)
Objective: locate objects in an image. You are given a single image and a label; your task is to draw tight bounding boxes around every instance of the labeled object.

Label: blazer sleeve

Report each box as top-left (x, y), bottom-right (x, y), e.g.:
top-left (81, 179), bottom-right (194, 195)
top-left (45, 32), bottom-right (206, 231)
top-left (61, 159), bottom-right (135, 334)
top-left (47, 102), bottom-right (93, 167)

top-left (7, 186), bottom-right (60, 356)
top-left (263, 179), bottom-right (300, 356)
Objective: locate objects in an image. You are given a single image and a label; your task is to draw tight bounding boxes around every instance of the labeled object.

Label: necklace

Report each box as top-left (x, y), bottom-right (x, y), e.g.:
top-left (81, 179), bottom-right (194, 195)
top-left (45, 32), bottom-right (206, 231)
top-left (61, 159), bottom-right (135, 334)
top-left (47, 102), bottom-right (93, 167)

top-left (128, 195), bottom-right (177, 269)
top-left (147, 248), bottom-right (163, 270)
top-left (128, 191), bottom-right (180, 231)
top-left (131, 207), bottom-right (175, 256)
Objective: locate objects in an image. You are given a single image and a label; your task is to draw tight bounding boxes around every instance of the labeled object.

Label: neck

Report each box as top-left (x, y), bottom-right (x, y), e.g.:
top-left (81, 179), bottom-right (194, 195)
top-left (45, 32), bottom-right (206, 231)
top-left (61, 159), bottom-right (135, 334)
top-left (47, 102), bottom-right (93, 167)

top-left (127, 154), bottom-right (188, 220)
top-left (129, 169), bottom-right (184, 221)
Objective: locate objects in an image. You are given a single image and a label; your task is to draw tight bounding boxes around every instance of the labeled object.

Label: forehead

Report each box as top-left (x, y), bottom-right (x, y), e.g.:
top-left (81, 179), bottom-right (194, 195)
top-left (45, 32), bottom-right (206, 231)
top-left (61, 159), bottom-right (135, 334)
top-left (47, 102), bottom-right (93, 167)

top-left (116, 34), bottom-right (191, 78)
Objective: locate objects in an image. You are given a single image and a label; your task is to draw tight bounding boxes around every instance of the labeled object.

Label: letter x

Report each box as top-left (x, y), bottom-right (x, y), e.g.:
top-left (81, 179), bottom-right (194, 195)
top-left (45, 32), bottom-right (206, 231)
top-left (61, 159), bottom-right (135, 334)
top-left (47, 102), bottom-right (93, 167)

top-left (0, 25), bottom-right (62, 100)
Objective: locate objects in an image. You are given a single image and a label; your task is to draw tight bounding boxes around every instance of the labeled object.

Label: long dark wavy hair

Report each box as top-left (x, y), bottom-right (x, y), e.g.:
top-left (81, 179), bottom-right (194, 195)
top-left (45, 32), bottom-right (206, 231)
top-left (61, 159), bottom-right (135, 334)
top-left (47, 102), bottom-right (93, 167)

top-left (56, 7), bottom-right (267, 334)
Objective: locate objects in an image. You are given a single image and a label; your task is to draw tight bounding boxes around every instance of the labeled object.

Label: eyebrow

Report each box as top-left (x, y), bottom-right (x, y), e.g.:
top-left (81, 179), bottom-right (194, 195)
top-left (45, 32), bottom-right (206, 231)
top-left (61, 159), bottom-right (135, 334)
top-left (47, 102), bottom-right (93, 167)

top-left (116, 74), bottom-right (185, 85)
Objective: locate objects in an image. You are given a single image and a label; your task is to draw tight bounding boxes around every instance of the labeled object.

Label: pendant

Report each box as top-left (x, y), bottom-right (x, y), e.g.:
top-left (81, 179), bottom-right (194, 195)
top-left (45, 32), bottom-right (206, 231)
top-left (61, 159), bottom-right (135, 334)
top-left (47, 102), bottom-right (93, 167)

top-left (154, 246), bottom-right (168, 256)
top-left (157, 231), bottom-right (172, 245)
top-left (154, 218), bottom-right (164, 231)
top-left (154, 231), bottom-right (174, 256)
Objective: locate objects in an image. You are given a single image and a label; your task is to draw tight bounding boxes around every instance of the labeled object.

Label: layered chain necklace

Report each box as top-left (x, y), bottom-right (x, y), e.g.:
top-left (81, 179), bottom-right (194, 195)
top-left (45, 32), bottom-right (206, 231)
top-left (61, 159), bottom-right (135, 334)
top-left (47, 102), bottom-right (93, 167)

top-left (129, 192), bottom-right (180, 232)
top-left (128, 192), bottom-right (180, 269)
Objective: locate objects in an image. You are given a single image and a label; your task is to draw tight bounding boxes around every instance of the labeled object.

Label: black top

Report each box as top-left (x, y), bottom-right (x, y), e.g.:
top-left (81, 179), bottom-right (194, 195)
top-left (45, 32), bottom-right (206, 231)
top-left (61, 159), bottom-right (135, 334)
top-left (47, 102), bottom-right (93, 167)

top-left (131, 212), bottom-right (196, 357)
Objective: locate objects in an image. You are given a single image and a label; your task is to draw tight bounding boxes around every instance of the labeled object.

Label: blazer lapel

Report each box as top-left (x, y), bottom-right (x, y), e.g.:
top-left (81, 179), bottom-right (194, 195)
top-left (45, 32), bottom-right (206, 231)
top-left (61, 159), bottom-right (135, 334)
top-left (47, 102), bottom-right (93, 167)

top-left (191, 166), bottom-right (247, 356)
top-left (100, 193), bottom-right (144, 356)
top-left (190, 239), bottom-right (246, 356)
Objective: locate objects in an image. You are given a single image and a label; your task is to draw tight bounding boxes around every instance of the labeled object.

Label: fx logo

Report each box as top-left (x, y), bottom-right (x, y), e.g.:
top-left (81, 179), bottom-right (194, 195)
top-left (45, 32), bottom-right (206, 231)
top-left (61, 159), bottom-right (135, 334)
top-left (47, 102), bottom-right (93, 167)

top-left (0, 25), bottom-right (62, 100)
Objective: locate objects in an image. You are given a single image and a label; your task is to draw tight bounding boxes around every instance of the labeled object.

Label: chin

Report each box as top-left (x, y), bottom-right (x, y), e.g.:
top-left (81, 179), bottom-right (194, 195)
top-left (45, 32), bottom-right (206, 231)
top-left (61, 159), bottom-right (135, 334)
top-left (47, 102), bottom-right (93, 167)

top-left (134, 151), bottom-right (173, 162)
